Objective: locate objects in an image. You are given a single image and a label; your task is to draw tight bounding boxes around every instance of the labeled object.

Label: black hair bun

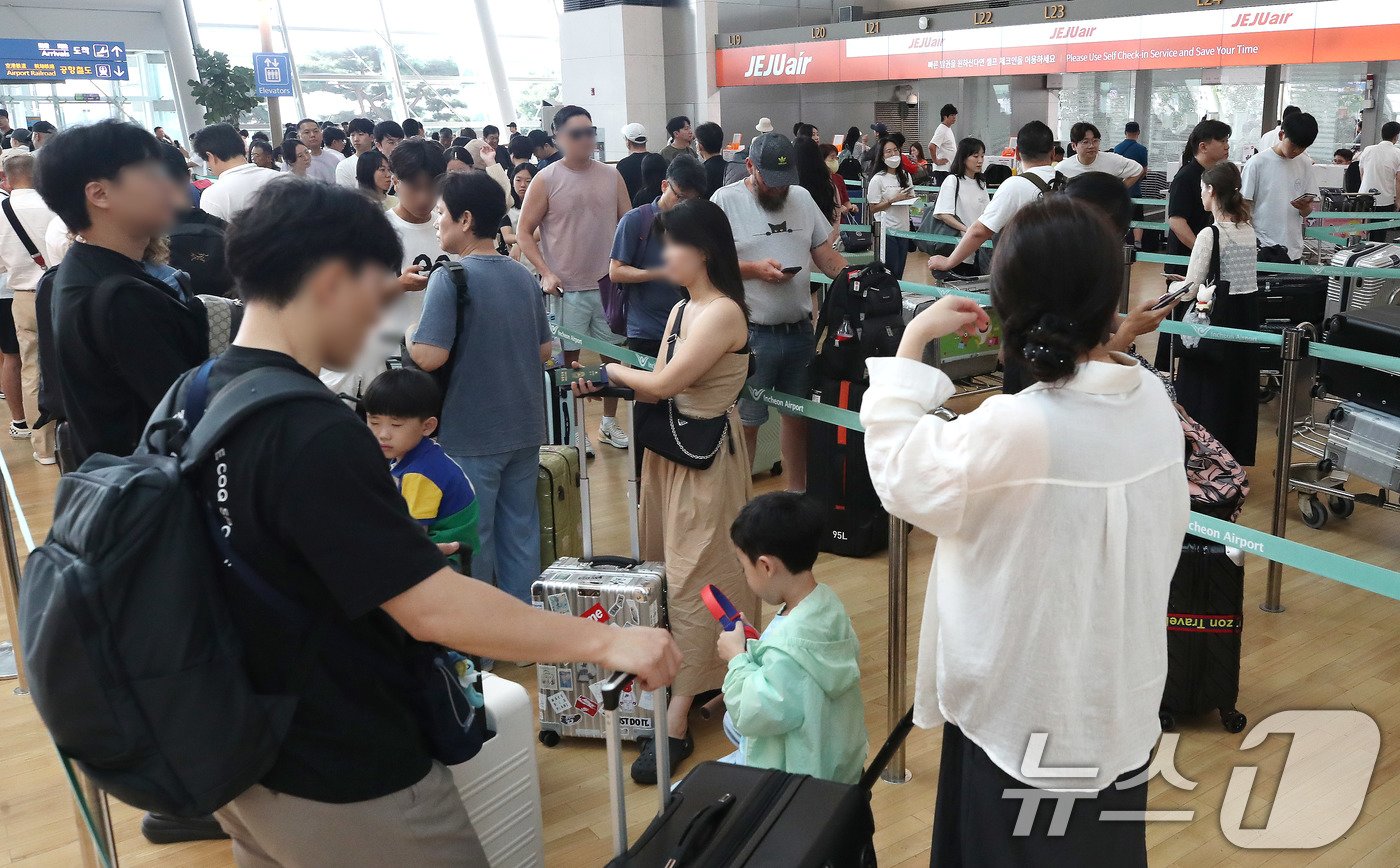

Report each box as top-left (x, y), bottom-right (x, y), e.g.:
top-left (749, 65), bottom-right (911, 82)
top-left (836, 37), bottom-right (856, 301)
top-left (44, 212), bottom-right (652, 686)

top-left (1021, 313), bottom-right (1079, 382)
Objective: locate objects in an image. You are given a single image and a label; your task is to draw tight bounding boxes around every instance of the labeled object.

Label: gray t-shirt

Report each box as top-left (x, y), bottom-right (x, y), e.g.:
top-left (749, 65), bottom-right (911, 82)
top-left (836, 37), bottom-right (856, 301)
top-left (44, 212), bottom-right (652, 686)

top-left (711, 180), bottom-right (831, 325)
top-left (414, 254), bottom-right (553, 457)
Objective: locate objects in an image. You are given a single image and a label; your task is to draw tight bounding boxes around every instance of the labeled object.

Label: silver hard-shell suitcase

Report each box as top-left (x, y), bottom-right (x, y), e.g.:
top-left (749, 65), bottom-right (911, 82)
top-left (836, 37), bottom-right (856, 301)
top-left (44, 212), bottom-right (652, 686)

top-left (1326, 242), bottom-right (1400, 318)
top-left (531, 558), bottom-right (666, 743)
top-left (1325, 401), bottom-right (1400, 493)
top-left (534, 387), bottom-right (666, 745)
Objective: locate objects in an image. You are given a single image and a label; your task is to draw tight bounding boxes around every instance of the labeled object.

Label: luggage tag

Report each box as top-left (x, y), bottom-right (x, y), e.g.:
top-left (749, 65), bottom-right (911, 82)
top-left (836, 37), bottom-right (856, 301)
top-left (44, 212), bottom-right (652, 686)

top-left (701, 584), bottom-right (760, 641)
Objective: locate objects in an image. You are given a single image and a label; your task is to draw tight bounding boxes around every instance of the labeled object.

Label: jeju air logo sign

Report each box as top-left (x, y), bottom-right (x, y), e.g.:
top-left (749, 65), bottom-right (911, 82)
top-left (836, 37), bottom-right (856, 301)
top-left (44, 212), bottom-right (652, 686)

top-left (716, 1), bottom-right (1400, 86)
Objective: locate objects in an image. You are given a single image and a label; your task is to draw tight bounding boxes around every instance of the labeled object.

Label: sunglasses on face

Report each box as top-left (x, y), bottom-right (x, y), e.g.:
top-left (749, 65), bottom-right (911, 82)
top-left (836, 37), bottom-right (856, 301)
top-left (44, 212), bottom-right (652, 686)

top-left (565, 126), bottom-right (598, 141)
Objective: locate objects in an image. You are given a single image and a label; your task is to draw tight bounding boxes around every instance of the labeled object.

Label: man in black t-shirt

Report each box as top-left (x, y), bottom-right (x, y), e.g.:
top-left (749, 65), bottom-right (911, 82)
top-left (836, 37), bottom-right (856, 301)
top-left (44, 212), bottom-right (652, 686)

top-left (206, 180), bottom-right (680, 863)
top-left (1166, 119), bottom-right (1231, 276)
top-left (695, 121), bottom-right (726, 197)
top-left (38, 120), bottom-right (209, 467)
top-left (616, 122), bottom-right (650, 203)
top-left (1160, 119), bottom-right (1231, 367)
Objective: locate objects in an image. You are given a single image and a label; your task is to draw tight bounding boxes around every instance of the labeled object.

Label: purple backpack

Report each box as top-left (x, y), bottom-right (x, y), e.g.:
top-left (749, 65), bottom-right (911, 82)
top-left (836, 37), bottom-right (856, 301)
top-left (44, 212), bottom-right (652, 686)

top-left (600, 203), bottom-right (661, 336)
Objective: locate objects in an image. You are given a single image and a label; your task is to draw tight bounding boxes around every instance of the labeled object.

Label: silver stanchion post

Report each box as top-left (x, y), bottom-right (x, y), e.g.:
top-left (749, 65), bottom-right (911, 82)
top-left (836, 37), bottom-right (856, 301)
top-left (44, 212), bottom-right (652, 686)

top-left (0, 466), bottom-right (28, 693)
top-left (73, 766), bottom-right (117, 868)
top-left (1120, 244), bottom-right (1135, 314)
top-left (1264, 326), bottom-right (1307, 613)
top-left (881, 517), bottom-right (912, 784)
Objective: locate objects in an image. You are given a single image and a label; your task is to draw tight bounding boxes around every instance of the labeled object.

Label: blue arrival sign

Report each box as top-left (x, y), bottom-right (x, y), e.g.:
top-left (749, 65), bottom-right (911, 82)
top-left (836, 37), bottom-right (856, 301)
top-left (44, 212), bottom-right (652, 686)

top-left (253, 53), bottom-right (294, 98)
top-left (0, 39), bottom-right (128, 82)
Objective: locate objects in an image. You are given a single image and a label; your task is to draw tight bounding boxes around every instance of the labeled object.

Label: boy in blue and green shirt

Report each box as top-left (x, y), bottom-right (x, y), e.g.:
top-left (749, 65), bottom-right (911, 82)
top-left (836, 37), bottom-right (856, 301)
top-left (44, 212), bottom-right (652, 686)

top-left (364, 370), bottom-right (478, 568)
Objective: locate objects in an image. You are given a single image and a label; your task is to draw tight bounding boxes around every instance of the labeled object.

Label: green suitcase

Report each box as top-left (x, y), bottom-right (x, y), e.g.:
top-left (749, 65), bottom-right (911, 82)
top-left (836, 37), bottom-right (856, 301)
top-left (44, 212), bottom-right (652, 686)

top-left (538, 445), bottom-right (583, 570)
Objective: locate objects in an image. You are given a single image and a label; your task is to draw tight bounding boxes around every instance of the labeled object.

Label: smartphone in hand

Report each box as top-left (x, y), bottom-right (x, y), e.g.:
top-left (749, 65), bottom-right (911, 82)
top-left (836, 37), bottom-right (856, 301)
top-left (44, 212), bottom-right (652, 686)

top-left (1151, 286), bottom-right (1191, 311)
top-left (552, 365), bottom-right (608, 387)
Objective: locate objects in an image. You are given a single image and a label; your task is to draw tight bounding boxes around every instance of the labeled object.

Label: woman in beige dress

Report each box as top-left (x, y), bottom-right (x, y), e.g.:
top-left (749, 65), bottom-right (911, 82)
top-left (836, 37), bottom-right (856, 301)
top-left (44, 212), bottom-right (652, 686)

top-left (573, 198), bottom-right (755, 784)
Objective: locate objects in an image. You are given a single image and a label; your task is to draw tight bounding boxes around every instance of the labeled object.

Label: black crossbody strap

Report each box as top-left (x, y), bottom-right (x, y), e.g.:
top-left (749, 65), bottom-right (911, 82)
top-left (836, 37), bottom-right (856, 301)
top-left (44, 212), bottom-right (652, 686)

top-left (2, 196), bottom-right (45, 267)
top-left (664, 300), bottom-right (688, 363)
top-left (1207, 224), bottom-right (1223, 286)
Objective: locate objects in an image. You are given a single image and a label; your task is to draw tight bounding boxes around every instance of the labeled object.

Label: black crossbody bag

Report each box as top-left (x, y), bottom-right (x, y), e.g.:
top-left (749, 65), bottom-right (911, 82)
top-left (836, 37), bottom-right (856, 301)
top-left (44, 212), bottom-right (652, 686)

top-left (633, 302), bottom-right (739, 470)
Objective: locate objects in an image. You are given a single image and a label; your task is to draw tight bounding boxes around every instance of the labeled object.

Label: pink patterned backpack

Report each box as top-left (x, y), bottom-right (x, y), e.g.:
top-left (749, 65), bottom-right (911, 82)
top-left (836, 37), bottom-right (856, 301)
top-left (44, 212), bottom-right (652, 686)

top-left (1178, 406), bottom-right (1249, 521)
top-left (1133, 353), bottom-right (1249, 521)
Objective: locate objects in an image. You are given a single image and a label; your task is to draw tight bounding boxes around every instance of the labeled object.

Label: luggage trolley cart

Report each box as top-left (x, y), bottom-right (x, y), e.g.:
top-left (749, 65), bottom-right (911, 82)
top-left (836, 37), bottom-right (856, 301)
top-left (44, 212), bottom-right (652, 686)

top-left (1289, 310), bottom-right (1400, 529)
top-left (1290, 402), bottom-right (1400, 529)
top-left (1306, 189), bottom-right (1375, 263)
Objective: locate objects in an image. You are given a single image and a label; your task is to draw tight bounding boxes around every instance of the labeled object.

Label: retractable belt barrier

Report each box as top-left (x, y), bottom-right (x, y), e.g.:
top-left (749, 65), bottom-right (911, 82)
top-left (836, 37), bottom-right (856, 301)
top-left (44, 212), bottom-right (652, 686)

top-left (553, 292), bottom-right (1400, 603)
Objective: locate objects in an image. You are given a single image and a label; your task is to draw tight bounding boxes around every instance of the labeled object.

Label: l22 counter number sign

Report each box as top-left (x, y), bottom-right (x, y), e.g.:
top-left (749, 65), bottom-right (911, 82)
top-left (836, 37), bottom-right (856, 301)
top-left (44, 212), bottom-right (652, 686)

top-left (0, 39), bottom-right (128, 82)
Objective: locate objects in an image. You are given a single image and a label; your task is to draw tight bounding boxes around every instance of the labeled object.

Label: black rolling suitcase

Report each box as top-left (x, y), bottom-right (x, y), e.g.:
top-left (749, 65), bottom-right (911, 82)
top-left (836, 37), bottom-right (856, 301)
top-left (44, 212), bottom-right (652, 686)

top-left (601, 672), bottom-right (914, 867)
top-left (1255, 274), bottom-right (1327, 372)
top-left (806, 264), bottom-right (903, 558)
top-left (1317, 306), bottom-right (1400, 413)
top-left (808, 377), bottom-right (887, 557)
top-left (1159, 541), bottom-right (1247, 733)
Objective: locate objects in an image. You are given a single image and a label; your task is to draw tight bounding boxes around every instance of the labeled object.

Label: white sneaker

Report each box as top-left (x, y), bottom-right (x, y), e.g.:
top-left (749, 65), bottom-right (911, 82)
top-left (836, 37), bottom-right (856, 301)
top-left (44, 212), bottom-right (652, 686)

top-left (9, 421), bottom-right (30, 439)
top-left (33, 452), bottom-right (57, 466)
top-left (583, 435), bottom-right (596, 459)
top-left (599, 419), bottom-right (630, 450)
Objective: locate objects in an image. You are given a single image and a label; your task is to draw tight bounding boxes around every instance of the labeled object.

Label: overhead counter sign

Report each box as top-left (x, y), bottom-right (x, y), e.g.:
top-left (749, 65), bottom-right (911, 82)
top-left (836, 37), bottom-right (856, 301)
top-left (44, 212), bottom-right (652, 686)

top-left (717, 0), bottom-right (1399, 86)
top-left (0, 39), bottom-right (128, 83)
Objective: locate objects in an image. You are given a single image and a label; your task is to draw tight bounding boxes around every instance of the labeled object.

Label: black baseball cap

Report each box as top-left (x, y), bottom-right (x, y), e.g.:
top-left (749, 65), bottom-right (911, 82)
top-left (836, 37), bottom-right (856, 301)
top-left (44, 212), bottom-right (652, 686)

top-left (749, 133), bottom-right (797, 187)
top-left (870, 122), bottom-right (888, 136)
top-left (31, 120), bottom-right (56, 135)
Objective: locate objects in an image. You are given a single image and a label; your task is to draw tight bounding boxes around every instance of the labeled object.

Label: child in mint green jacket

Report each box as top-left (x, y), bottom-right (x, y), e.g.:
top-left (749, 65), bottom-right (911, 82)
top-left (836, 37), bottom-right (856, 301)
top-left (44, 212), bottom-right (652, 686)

top-left (717, 493), bottom-right (868, 785)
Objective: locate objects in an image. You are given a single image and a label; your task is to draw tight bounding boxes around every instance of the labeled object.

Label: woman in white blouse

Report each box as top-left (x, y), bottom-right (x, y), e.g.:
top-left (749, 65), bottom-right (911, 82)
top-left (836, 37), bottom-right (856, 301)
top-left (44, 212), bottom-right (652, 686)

top-left (1172, 160), bottom-right (1261, 466)
top-left (932, 137), bottom-right (991, 275)
top-left (862, 197), bottom-right (1187, 865)
top-left (867, 137), bottom-right (915, 279)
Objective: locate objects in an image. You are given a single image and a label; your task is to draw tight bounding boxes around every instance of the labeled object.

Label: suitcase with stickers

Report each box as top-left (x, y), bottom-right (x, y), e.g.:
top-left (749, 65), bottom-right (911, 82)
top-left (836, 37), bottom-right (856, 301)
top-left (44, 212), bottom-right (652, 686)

top-left (531, 559), bottom-right (666, 745)
top-left (533, 388), bottom-right (666, 746)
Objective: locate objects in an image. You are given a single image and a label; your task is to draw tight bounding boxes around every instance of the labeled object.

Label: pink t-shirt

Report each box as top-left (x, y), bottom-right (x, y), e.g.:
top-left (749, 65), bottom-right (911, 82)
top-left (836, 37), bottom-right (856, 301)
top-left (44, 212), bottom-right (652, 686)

top-left (532, 159), bottom-right (625, 291)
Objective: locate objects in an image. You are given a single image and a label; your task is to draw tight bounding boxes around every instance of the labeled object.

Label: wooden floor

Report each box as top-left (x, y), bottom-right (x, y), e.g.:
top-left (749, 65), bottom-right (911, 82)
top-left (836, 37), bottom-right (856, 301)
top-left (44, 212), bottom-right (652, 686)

top-left (2, 258), bottom-right (1399, 866)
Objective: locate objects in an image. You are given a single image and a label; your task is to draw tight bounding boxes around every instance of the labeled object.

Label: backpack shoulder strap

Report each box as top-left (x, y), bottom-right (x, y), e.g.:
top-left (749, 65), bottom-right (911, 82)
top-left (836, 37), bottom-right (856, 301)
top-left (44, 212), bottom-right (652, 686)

top-left (440, 260), bottom-right (471, 342)
top-left (1022, 172), bottom-right (1051, 196)
top-left (637, 202), bottom-right (661, 246)
top-left (179, 361), bottom-right (343, 469)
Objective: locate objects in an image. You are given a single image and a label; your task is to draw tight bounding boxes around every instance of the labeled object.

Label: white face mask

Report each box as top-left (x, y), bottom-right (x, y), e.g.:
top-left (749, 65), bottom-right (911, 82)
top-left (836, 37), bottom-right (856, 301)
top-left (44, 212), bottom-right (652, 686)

top-left (884, 155), bottom-right (902, 168)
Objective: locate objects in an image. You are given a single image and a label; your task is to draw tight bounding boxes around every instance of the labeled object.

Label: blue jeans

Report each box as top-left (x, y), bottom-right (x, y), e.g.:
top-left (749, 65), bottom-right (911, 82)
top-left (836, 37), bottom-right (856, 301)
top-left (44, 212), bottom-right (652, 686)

top-left (882, 231), bottom-right (909, 281)
top-left (450, 445), bottom-right (540, 604)
top-left (740, 322), bottom-right (814, 427)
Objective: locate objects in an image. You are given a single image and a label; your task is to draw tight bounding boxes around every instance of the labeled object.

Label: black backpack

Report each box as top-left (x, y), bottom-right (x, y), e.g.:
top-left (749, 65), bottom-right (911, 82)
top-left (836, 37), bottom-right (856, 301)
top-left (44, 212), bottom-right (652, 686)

top-left (813, 262), bottom-right (905, 382)
top-left (168, 210), bottom-right (233, 299)
top-left (401, 261), bottom-right (469, 398)
top-left (836, 155), bottom-right (863, 182)
top-left (1022, 170), bottom-right (1068, 198)
top-left (19, 362), bottom-right (344, 816)
top-left (33, 265), bottom-right (63, 428)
